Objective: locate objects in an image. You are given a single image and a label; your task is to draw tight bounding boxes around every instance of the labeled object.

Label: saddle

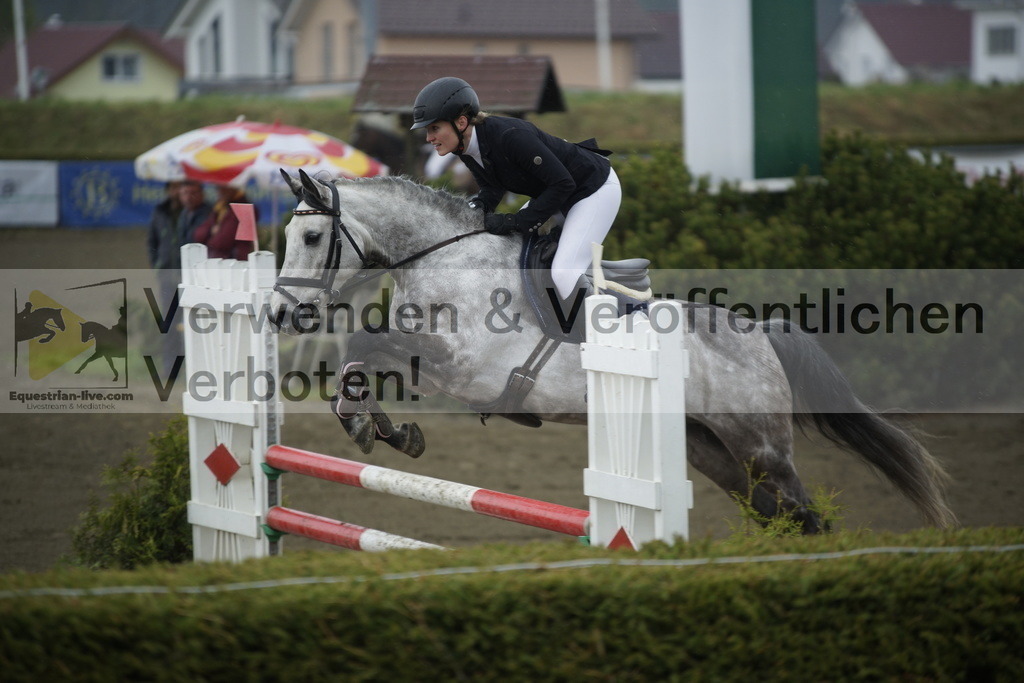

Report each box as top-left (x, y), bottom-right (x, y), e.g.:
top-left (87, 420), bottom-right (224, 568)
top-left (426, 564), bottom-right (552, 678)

top-left (521, 229), bottom-right (653, 344)
top-left (469, 231), bottom-right (652, 428)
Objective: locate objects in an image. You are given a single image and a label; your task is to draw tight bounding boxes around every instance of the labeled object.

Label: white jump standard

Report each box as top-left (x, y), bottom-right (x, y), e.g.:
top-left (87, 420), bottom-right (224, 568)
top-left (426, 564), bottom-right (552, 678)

top-left (182, 245), bottom-right (692, 561)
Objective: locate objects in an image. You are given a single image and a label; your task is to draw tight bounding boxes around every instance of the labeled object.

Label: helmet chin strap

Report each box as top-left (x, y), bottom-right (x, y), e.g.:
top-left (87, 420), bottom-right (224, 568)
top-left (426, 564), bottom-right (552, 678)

top-left (452, 119), bottom-right (468, 155)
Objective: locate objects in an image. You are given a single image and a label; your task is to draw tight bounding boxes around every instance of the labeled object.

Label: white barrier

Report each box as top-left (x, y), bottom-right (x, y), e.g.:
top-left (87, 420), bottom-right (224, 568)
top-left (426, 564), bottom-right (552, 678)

top-left (182, 247), bottom-right (690, 561)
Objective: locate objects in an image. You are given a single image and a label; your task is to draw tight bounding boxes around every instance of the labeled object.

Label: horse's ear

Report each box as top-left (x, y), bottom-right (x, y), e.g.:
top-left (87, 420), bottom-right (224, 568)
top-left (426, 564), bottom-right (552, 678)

top-left (280, 169), bottom-right (303, 198)
top-left (298, 168), bottom-right (332, 205)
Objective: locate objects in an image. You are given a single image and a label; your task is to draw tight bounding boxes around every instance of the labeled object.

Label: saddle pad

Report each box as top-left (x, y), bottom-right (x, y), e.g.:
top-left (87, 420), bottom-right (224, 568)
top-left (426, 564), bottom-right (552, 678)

top-left (519, 233), bottom-right (652, 344)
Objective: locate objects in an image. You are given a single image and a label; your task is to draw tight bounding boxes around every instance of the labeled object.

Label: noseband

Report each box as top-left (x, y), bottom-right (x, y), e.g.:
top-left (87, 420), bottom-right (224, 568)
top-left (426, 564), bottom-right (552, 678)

top-left (273, 181), bottom-right (367, 308)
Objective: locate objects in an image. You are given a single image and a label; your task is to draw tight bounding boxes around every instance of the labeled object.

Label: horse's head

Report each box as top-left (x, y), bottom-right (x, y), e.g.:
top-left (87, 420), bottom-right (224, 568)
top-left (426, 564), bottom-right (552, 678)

top-left (79, 321), bottom-right (93, 343)
top-left (51, 308), bottom-right (65, 332)
top-left (271, 170), bottom-right (369, 333)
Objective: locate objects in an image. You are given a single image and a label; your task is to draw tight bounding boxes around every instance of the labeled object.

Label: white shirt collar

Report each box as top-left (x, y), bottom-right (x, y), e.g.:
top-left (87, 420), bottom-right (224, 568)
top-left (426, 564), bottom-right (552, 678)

top-left (463, 125), bottom-right (482, 166)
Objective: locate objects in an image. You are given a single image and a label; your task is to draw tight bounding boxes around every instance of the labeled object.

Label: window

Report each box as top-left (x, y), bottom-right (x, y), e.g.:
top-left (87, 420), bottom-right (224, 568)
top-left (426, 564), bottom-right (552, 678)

top-left (346, 21), bottom-right (360, 78)
top-left (322, 22), bottom-right (334, 80)
top-left (270, 19), bottom-right (280, 77)
top-left (211, 17), bottom-right (222, 75)
top-left (101, 53), bottom-right (140, 81)
top-left (987, 25), bottom-right (1017, 56)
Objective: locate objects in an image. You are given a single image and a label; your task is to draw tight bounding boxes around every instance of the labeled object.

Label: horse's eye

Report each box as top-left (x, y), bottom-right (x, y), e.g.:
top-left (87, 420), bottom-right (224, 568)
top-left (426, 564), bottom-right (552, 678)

top-left (304, 232), bottom-right (321, 247)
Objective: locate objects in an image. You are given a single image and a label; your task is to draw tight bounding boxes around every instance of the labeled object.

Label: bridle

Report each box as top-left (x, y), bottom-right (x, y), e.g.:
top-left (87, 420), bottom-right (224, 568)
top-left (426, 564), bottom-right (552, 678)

top-left (273, 181), bottom-right (367, 308)
top-left (274, 178), bottom-right (486, 309)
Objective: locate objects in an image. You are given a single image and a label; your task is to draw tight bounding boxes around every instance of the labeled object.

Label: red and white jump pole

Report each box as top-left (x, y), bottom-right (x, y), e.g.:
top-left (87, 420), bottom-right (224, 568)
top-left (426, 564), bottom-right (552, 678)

top-left (265, 507), bottom-right (444, 552)
top-left (265, 445), bottom-right (590, 538)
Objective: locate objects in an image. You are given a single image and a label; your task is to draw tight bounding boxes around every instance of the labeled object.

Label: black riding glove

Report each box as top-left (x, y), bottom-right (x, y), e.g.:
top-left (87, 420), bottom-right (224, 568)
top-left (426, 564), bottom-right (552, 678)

top-left (467, 196), bottom-right (486, 213)
top-left (484, 212), bottom-right (518, 236)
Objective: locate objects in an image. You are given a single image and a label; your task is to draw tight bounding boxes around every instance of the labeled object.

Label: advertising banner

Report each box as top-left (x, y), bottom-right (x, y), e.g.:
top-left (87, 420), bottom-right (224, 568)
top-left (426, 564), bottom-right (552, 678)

top-left (58, 161), bottom-right (281, 228)
top-left (0, 161), bottom-right (59, 227)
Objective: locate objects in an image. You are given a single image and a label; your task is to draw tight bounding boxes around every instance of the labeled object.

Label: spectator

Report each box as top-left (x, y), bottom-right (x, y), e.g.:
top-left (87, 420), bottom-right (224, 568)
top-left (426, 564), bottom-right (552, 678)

top-left (146, 181), bottom-right (188, 376)
top-left (146, 181), bottom-right (183, 271)
top-left (192, 185), bottom-right (257, 261)
top-left (177, 180), bottom-right (212, 244)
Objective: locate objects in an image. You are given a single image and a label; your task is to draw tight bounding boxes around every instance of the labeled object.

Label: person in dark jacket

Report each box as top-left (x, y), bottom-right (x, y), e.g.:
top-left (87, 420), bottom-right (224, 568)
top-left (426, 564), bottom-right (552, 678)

top-left (146, 179), bottom-right (210, 376)
top-left (410, 76), bottom-right (622, 302)
top-left (176, 180), bottom-right (213, 245)
top-left (147, 181), bottom-right (183, 271)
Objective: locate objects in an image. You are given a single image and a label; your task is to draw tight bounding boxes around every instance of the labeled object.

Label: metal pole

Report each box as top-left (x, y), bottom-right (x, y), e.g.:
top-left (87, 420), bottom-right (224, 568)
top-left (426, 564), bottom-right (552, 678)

top-left (12, 0), bottom-right (30, 101)
top-left (595, 0), bottom-right (612, 91)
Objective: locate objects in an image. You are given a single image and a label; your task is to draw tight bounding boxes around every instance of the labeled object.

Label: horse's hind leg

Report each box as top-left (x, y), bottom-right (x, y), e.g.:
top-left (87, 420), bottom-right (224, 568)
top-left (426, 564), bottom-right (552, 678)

top-left (690, 415), bottom-right (822, 534)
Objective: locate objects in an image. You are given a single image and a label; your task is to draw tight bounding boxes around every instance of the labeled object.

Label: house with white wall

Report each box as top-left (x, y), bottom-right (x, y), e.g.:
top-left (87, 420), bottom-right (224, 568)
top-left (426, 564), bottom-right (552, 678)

top-left (961, 0), bottom-right (1024, 83)
top-left (165, 0), bottom-right (290, 92)
top-left (0, 18), bottom-right (183, 101)
top-left (166, 0), bottom-right (657, 95)
top-left (824, 2), bottom-right (972, 85)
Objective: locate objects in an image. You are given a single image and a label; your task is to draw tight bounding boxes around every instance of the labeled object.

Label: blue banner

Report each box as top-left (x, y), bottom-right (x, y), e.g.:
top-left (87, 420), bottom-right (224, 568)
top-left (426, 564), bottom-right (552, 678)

top-left (58, 162), bottom-right (281, 228)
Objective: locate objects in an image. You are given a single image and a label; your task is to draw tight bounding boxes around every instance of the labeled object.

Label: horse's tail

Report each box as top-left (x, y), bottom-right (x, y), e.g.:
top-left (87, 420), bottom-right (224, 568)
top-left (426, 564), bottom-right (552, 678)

top-left (760, 319), bottom-right (957, 528)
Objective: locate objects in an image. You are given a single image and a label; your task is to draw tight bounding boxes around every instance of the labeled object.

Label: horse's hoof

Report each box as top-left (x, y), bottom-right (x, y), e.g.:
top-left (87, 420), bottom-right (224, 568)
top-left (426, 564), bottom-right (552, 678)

top-left (338, 413), bottom-right (375, 454)
top-left (402, 422), bottom-right (426, 459)
top-left (377, 422), bottom-right (426, 458)
top-left (353, 423), bottom-right (375, 454)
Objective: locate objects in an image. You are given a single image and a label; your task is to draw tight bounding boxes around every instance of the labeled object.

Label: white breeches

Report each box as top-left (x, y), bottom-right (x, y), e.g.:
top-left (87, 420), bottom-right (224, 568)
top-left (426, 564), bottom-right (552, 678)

top-left (550, 167), bottom-right (621, 299)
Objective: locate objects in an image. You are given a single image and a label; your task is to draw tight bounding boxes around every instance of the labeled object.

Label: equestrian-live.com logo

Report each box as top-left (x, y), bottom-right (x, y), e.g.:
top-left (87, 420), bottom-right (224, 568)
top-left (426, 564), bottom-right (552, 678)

top-left (13, 278), bottom-right (131, 396)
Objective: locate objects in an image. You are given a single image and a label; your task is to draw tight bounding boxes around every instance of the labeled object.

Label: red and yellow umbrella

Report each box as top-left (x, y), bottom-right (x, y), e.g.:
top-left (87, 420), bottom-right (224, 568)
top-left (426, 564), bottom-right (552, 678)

top-left (134, 118), bottom-right (388, 188)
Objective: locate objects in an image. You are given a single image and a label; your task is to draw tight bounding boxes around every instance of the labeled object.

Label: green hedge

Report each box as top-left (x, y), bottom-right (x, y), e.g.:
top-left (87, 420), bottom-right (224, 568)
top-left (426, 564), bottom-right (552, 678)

top-left (2, 529), bottom-right (1022, 681)
top-left (609, 133), bottom-right (1024, 269)
top-left (69, 417), bottom-right (191, 570)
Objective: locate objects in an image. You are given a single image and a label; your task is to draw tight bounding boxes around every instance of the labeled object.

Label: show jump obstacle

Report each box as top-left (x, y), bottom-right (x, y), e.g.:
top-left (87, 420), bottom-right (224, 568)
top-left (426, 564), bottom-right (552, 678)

top-left (182, 245), bottom-right (691, 562)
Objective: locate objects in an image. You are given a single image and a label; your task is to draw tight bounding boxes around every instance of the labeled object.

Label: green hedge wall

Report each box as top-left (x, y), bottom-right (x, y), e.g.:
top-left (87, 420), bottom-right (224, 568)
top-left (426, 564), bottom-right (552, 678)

top-left (2, 531), bottom-right (1022, 681)
top-left (609, 133), bottom-right (1024, 269)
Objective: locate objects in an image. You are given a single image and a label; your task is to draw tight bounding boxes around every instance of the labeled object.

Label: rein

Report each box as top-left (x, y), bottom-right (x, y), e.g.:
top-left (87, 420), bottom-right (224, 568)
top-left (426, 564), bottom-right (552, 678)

top-left (274, 180), bottom-right (486, 308)
top-left (325, 227), bottom-right (487, 309)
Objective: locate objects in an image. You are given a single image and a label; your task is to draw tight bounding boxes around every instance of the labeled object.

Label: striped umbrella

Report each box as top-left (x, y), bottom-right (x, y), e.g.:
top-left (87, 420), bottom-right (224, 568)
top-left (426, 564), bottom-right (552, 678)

top-left (134, 117), bottom-right (388, 188)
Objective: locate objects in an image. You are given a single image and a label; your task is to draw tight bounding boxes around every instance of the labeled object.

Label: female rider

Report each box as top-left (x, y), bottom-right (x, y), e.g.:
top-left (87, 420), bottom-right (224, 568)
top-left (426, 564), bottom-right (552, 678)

top-left (410, 76), bottom-right (629, 307)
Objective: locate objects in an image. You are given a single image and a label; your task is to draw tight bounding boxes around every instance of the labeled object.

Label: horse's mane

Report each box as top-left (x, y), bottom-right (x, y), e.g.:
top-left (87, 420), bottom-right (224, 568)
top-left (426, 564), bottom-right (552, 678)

top-left (333, 175), bottom-right (478, 227)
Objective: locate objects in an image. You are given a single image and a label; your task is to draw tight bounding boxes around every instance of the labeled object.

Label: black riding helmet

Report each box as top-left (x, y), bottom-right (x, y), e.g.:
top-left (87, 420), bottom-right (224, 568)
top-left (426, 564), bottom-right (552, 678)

top-left (410, 77), bottom-right (480, 153)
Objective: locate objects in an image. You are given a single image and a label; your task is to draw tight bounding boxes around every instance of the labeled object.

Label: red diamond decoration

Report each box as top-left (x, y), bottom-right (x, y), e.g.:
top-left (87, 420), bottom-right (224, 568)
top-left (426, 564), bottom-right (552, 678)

top-left (204, 443), bottom-right (241, 485)
top-left (606, 527), bottom-right (637, 551)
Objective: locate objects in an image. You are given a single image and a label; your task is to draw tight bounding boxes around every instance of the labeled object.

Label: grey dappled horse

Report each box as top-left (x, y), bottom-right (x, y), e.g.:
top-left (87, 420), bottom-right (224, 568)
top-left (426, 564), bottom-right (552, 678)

top-left (270, 171), bottom-right (956, 534)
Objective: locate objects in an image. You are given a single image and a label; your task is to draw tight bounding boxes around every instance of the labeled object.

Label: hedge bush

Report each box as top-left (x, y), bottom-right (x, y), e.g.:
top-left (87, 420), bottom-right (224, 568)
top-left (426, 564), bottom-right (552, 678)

top-left (3, 529), bottom-right (1022, 681)
top-left (68, 417), bottom-right (191, 569)
top-left (609, 133), bottom-right (1024, 269)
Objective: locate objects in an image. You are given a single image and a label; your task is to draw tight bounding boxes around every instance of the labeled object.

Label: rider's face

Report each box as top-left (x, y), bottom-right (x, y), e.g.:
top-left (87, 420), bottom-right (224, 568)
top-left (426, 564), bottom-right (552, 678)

top-left (425, 117), bottom-right (467, 156)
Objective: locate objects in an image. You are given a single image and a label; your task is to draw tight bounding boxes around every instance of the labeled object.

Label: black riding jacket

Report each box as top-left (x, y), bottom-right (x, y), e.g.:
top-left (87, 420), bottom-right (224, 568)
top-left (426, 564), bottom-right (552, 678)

top-left (458, 116), bottom-right (611, 233)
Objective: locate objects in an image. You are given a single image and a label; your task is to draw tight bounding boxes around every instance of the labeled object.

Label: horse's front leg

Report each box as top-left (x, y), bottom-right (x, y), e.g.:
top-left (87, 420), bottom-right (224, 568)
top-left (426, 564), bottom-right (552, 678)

top-left (75, 352), bottom-right (100, 375)
top-left (330, 329), bottom-right (444, 458)
top-left (331, 362), bottom-right (425, 457)
top-left (105, 354), bottom-right (119, 382)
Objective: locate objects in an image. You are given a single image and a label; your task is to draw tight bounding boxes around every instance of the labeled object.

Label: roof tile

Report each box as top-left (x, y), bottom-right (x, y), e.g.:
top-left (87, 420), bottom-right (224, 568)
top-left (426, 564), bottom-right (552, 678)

top-left (857, 3), bottom-right (971, 68)
top-left (377, 0), bottom-right (657, 39)
top-left (354, 55), bottom-right (566, 114)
